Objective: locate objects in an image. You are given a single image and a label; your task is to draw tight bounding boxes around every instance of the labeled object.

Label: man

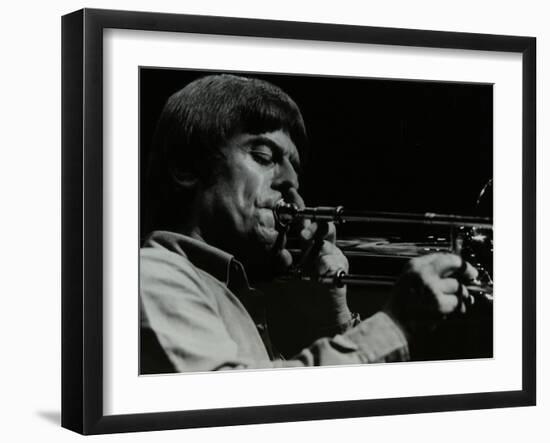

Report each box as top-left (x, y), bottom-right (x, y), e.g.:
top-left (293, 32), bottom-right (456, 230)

top-left (140, 74), bottom-right (477, 373)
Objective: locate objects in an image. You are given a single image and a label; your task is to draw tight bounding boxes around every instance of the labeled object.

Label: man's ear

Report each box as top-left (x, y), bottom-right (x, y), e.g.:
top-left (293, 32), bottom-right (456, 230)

top-left (171, 169), bottom-right (199, 190)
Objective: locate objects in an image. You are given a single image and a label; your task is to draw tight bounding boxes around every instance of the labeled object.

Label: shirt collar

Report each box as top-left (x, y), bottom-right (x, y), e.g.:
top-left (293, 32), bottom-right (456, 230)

top-left (143, 230), bottom-right (250, 288)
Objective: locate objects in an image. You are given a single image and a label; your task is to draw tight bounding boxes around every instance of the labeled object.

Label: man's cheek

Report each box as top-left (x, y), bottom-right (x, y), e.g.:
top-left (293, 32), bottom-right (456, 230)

top-left (236, 181), bottom-right (258, 211)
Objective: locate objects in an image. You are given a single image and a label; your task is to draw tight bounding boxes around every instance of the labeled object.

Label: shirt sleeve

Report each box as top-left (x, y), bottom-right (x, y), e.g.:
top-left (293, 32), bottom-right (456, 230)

top-left (140, 249), bottom-right (272, 373)
top-left (277, 312), bottom-right (410, 368)
top-left (141, 248), bottom-right (409, 373)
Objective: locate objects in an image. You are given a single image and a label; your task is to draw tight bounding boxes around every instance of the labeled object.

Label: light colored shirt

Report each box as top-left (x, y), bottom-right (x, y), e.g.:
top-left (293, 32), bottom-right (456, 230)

top-left (140, 231), bottom-right (409, 373)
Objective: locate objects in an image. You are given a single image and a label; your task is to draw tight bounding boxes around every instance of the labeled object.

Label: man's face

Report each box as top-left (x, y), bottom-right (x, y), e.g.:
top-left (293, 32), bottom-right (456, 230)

top-left (193, 129), bottom-right (302, 277)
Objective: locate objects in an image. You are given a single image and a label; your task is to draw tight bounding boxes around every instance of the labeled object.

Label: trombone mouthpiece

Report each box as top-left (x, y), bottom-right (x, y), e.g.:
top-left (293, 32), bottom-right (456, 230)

top-left (274, 200), bottom-right (299, 228)
top-left (274, 200), bottom-right (345, 228)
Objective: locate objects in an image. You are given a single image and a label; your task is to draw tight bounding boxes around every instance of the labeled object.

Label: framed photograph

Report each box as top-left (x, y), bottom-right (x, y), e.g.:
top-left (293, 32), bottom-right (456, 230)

top-left (62, 8), bottom-right (536, 434)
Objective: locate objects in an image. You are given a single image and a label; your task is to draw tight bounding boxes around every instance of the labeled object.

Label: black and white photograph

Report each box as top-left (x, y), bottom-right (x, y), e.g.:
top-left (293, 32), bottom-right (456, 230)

top-left (2, 0), bottom-right (547, 440)
top-left (139, 68), bottom-right (494, 374)
top-left (57, 6), bottom-right (537, 436)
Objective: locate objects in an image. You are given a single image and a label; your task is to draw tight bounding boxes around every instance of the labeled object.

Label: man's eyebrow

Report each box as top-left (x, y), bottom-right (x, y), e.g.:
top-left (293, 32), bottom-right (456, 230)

top-left (248, 135), bottom-right (301, 169)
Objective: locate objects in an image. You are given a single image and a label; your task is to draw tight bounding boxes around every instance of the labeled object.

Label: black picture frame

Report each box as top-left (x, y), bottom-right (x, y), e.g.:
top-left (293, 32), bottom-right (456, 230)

top-left (61, 8), bottom-right (536, 435)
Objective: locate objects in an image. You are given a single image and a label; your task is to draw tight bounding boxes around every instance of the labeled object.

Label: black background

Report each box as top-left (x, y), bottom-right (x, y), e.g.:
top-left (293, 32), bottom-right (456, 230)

top-left (139, 68), bottom-right (494, 359)
top-left (140, 68), bottom-right (493, 220)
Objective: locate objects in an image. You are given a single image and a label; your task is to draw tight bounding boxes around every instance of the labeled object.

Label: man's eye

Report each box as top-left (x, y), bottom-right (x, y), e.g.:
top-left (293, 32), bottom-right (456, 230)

top-left (251, 150), bottom-right (274, 165)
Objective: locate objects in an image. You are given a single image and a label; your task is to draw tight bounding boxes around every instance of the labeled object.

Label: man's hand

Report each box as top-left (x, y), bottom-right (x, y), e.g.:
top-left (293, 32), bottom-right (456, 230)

top-left (384, 253), bottom-right (478, 340)
top-left (272, 189), bottom-right (351, 327)
top-left (293, 219), bottom-right (351, 325)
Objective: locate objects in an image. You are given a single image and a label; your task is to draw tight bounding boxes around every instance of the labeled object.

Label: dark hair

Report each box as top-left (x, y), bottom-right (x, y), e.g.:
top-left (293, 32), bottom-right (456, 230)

top-left (143, 74), bottom-right (308, 236)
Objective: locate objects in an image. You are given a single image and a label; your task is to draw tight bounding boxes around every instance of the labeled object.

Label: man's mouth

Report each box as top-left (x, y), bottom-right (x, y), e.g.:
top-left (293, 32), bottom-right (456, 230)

top-left (253, 204), bottom-right (288, 248)
top-left (258, 206), bottom-right (277, 229)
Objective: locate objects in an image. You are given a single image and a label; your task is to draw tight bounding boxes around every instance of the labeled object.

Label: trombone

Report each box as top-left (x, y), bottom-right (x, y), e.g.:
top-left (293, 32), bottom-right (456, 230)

top-left (274, 201), bottom-right (492, 229)
top-left (274, 200), bottom-right (494, 300)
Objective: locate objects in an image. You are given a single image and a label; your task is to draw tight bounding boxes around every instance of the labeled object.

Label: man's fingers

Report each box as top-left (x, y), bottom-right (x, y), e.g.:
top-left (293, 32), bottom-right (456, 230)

top-left (275, 248), bottom-right (293, 270)
top-left (425, 277), bottom-right (460, 314)
top-left (312, 245), bottom-right (349, 277)
top-left (325, 222), bottom-right (336, 243)
top-left (300, 219), bottom-right (312, 238)
top-left (437, 293), bottom-right (460, 314)
top-left (390, 253), bottom-right (482, 334)
top-left (431, 278), bottom-right (474, 315)
top-left (460, 261), bottom-right (479, 282)
top-left (424, 253), bottom-right (479, 281)
top-left (296, 222), bottom-right (328, 269)
top-left (294, 237), bottom-right (348, 282)
top-left (438, 277), bottom-right (460, 294)
top-left (459, 283), bottom-right (475, 313)
top-left (300, 221), bottom-right (328, 244)
top-left (429, 253), bottom-right (462, 275)
top-left (300, 221), bottom-right (335, 244)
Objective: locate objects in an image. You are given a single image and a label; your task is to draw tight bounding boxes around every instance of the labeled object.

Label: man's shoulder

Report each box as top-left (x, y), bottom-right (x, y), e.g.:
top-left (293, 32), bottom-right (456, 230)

top-left (140, 234), bottom-right (222, 309)
top-left (140, 231), bottom-right (228, 293)
top-left (140, 232), bottom-right (235, 317)
top-left (140, 234), bottom-right (198, 281)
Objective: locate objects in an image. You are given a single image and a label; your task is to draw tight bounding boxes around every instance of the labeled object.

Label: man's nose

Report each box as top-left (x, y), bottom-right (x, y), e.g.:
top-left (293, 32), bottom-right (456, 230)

top-left (273, 159), bottom-right (299, 192)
